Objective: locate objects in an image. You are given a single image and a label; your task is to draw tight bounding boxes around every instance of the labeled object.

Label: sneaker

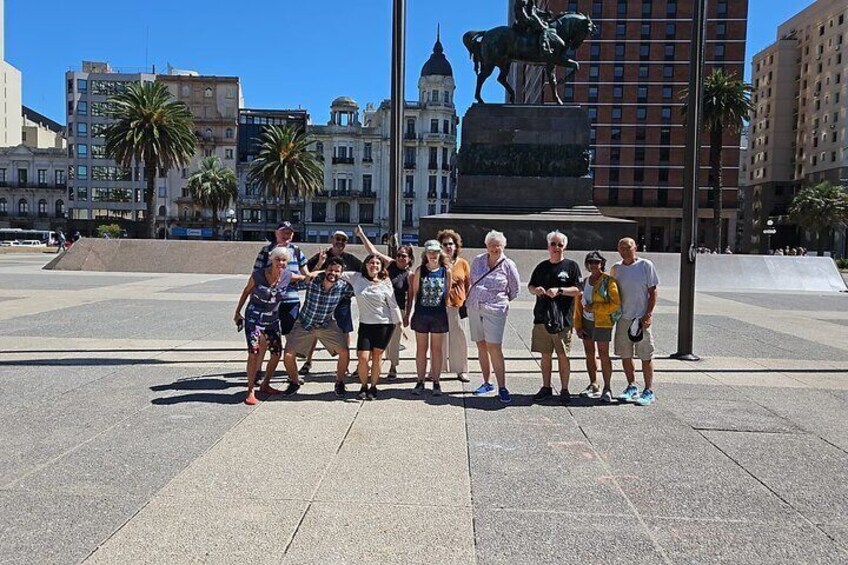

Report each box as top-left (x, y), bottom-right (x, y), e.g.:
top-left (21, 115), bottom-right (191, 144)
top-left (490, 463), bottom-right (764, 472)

top-left (298, 362), bottom-right (311, 376)
top-left (432, 382), bottom-right (443, 396)
top-left (282, 381), bottom-right (301, 397)
top-left (357, 385), bottom-right (368, 400)
top-left (473, 382), bottom-right (495, 395)
top-left (457, 372), bottom-right (470, 383)
top-left (599, 388), bottom-right (613, 403)
top-left (412, 381), bottom-right (425, 395)
top-left (367, 386), bottom-right (378, 400)
top-left (334, 381), bottom-right (346, 398)
top-left (579, 384), bottom-right (601, 399)
top-left (498, 387), bottom-right (512, 404)
top-left (560, 389), bottom-right (571, 405)
top-left (617, 384), bottom-right (639, 402)
top-left (532, 386), bottom-right (553, 402)
top-left (387, 368), bottom-right (398, 379)
top-left (634, 389), bottom-right (656, 406)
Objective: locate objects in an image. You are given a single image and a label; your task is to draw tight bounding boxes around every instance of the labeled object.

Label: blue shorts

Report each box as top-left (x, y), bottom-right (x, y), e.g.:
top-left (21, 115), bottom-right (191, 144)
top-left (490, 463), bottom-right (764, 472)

top-left (411, 309), bottom-right (449, 334)
top-left (334, 297), bottom-right (354, 333)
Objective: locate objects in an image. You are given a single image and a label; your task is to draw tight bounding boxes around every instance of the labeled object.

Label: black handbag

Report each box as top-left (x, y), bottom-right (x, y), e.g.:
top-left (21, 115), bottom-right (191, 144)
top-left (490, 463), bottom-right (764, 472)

top-left (544, 297), bottom-right (565, 334)
top-left (461, 259), bottom-right (505, 319)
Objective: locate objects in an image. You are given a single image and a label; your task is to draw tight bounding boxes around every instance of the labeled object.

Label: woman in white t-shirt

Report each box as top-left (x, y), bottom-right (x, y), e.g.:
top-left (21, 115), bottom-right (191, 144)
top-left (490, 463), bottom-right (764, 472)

top-left (340, 254), bottom-right (403, 400)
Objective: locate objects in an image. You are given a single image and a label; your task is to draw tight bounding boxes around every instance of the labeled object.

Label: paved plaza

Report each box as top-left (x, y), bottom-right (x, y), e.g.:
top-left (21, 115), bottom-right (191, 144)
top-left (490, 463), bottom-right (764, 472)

top-left (0, 252), bottom-right (847, 564)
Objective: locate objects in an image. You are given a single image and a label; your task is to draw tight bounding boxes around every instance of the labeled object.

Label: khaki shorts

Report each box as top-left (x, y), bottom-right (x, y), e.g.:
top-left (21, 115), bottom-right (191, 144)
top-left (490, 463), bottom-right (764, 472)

top-left (613, 317), bottom-right (655, 360)
top-left (531, 323), bottom-right (572, 355)
top-left (468, 308), bottom-right (508, 344)
top-left (285, 320), bottom-right (347, 357)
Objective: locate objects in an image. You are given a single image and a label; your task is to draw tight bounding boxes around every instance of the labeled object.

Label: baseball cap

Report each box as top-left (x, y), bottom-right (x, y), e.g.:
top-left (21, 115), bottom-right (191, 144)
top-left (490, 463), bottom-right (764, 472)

top-left (332, 230), bottom-right (349, 240)
top-left (424, 239), bottom-right (441, 252)
top-left (276, 221), bottom-right (294, 231)
top-left (627, 318), bottom-right (644, 342)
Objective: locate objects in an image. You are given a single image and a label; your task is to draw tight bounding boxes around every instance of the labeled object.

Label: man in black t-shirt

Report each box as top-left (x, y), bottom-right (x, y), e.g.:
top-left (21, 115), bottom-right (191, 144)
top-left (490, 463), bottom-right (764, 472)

top-left (527, 231), bottom-right (582, 404)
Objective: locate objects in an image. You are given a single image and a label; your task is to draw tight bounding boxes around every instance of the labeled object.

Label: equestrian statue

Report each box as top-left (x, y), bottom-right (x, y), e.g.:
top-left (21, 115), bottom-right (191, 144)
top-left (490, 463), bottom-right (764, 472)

top-left (463, 1), bottom-right (597, 105)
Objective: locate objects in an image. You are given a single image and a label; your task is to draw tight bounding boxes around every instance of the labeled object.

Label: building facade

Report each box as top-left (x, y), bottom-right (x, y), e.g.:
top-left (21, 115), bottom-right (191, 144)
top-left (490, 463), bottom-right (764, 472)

top-left (508, 0), bottom-right (749, 252)
top-left (237, 108), bottom-right (309, 241)
top-left (744, 0), bottom-right (847, 254)
top-left (306, 36), bottom-right (457, 244)
top-left (157, 71), bottom-right (242, 239)
top-left (0, 144), bottom-right (67, 230)
top-left (64, 61), bottom-right (156, 235)
top-left (0, 0), bottom-right (21, 148)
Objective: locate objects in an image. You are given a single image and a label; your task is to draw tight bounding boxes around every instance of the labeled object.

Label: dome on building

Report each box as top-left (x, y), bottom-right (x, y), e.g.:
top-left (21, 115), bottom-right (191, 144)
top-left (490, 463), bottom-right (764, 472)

top-left (331, 96), bottom-right (359, 109)
top-left (420, 29), bottom-right (453, 78)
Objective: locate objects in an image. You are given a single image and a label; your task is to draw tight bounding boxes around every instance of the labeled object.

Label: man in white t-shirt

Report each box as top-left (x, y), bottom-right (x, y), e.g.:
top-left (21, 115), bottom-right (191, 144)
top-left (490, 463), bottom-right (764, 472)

top-left (610, 237), bottom-right (659, 406)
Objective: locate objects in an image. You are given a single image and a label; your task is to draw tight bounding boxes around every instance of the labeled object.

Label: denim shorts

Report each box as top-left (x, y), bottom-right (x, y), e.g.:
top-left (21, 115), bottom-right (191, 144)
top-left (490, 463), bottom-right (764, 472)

top-left (411, 310), bottom-right (449, 334)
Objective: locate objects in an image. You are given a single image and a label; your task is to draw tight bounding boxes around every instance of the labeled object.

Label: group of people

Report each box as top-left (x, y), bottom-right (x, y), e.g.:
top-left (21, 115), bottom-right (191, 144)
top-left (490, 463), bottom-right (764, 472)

top-left (233, 222), bottom-right (658, 407)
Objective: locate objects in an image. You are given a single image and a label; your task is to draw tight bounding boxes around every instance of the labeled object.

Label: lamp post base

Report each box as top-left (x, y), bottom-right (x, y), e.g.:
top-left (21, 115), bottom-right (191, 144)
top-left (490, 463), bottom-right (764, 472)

top-left (670, 352), bottom-right (701, 362)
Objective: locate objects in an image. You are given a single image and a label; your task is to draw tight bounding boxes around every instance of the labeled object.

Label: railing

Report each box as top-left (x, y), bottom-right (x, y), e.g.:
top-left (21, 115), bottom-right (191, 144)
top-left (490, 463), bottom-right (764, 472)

top-left (332, 156), bottom-right (355, 165)
top-left (441, 164), bottom-right (452, 171)
top-left (362, 157), bottom-right (373, 163)
top-left (428, 161), bottom-right (438, 170)
top-left (403, 191), bottom-right (415, 198)
top-left (403, 162), bottom-right (416, 169)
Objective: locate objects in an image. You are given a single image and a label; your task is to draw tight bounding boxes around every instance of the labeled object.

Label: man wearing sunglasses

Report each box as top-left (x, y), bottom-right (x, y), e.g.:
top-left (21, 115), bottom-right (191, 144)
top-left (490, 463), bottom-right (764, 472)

top-left (528, 231), bottom-right (582, 404)
top-left (301, 231), bottom-right (363, 376)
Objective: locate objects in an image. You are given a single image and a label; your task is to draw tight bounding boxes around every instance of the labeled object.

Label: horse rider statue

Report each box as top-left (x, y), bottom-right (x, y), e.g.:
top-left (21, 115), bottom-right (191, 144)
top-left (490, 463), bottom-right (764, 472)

top-left (513, 0), bottom-right (566, 56)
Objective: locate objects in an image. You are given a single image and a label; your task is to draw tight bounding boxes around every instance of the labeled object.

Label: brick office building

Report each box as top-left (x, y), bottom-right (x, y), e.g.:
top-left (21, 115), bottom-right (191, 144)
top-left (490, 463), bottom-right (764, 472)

top-left (508, 0), bottom-right (749, 251)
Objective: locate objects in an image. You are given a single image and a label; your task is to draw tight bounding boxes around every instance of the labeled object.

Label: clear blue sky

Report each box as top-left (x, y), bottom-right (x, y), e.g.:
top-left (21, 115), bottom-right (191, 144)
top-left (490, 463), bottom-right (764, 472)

top-left (9, 0), bottom-right (814, 125)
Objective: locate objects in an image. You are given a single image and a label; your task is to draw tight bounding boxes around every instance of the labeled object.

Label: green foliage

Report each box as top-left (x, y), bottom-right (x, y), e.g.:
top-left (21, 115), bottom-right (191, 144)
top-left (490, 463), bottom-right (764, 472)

top-left (247, 125), bottom-right (324, 220)
top-left (789, 182), bottom-right (848, 237)
top-left (836, 258), bottom-right (848, 270)
top-left (104, 82), bottom-right (196, 238)
top-left (96, 224), bottom-right (123, 239)
top-left (187, 156), bottom-right (238, 233)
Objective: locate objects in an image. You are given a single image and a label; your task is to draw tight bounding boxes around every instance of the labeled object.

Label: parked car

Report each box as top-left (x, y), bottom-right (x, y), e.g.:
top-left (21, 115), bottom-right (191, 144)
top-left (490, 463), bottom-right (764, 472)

top-left (18, 240), bottom-right (47, 247)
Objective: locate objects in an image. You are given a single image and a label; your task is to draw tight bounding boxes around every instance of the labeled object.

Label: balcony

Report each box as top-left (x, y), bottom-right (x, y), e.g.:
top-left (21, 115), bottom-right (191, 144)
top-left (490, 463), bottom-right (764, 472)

top-left (403, 162), bottom-right (416, 170)
top-left (427, 191), bottom-right (437, 199)
top-left (38, 182), bottom-right (49, 188)
top-left (362, 157), bottom-right (373, 163)
top-left (359, 191), bottom-right (376, 199)
top-left (404, 131), bottom-right (417, 140)
top-left (428, 161), bottom-right (438, 170)
top-left (55, 182), bottom-right (67, 189)
top-left (404, 191), bottom-right (415, 198)
top-left (441, 164), bottom-right (452, 171)
top-left (332, 156), bottom-right (355, 165)
top-left (423, 132), bottom-right (452, 142)
top-left (314, 190), bottom-right (329, 198)
top-left (330, 190), bottom-right (352, 197)
top-left (440, 191), bottom-right (450, 199)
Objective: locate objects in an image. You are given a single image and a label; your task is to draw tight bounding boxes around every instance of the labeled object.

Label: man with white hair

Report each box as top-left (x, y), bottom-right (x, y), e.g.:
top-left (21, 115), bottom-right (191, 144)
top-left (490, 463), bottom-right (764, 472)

top-left (528, 231), bottom-right (582, 404)
top-left (611, 237), bottom-right (659, 406)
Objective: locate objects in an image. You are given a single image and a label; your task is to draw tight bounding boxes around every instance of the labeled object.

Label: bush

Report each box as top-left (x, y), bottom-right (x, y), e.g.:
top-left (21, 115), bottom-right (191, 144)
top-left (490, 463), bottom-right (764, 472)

top-left (96, 224), bottom-right (123, 239)
top-left (836, 258), bottom-right (848, 270)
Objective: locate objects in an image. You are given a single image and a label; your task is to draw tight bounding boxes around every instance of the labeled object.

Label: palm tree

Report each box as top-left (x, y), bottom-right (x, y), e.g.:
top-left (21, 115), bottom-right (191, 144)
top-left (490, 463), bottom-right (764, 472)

top-left (789, 181), bottom-right (848, 256)
top-left (247, 125), bottom-right (324, 225)
top-left (105, 81), bottom-right (196, 238)
top-left (682, 69), bottom-right (753, 251)
top-left (186, 156), bottom-right (238, 238)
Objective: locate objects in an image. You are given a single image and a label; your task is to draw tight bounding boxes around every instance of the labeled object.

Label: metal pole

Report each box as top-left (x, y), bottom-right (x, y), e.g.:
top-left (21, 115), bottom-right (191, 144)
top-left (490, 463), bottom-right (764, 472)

top-left (672, 0), bottom-right (707, 361)
top-left (388, 0), bottom-right (406, 254)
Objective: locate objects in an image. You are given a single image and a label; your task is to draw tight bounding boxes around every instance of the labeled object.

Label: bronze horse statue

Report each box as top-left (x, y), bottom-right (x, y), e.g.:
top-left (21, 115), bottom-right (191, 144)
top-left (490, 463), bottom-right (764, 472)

top-left (463, 12), bottom-right (597, 105)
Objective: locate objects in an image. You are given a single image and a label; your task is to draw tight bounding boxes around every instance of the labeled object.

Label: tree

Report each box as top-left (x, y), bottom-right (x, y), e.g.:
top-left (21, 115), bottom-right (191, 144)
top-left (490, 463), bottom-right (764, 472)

top-left (681, 69), bottom-right (753, 251)
top-left (186, 156), bottom-right (238, 237)
top-left (105, 81), bottom-right (196, 239)
top-left (789, 181), bottom-right (848, 256)
top-left (247, 125), bottom-right (324, 225)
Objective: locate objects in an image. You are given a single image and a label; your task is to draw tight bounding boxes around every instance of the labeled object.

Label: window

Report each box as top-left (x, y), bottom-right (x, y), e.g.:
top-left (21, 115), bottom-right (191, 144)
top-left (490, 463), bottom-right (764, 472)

top-left (18, 199), bottom-right (29, 216)
top-left (55, 200), bottom-right (65, 217)
top-left (661, 107), bottom-right (672, 121)
top-left (38, 199), bottom-right (48, 216)
top-left (587, 107), bottom-right (598, 121)
top-left (404, 203), bottom-right (413, 225)
top-left (637, 87), bottom-right (647, 102)
top-left (666, 23), bottom-right (676, 38)
top-left (312, 201), bottom-right (326, 222)
top-left (406, 118), bottom-right (416, 135)
top-left (431, 89), bottom-right (440, 102)
top-left (444, 91), bottom-right (451, 104)
top-left (38, 169), bottom-right (48, 184)
top-left (717, 1), bottom-right (727, 17)
top-left (716, 23), bottom-right (727, 39)
top-left (78, 144), bottom-right (88, 157)
top-left (663, 66), bottom-right (674, 79)
top-left (335, 202), bottom-right (350, 223)
top-left (636, 107), bottom-right (648, 120)
top-left (639, 44), bottom-right (650, 59)
top-left (641, 0), bottom-right (652, 16)
top-left (204, 87), bottom-right (213, 98)
top-left (590, 44), bottom-right (601, 59)
top-left (715, 44), bottom-right (726, 60)
top-left (659, 168), bottom-right (669, 183)
top-left (0, 197), bottom-right (5, 215)
top-left (225, 127), bottom-right (233, 139)
top-left (77, 79), bottom-right (87, 93)
top-left (616, 0), bottom-right (627, 17)
top-left (429, 147), bottom-right (438, 168)
top-left (431, 119), bottom-right (439, 133)
top-left (405, 175), bottom-right (414, 194)
top-left (662, 86), bottom-right (673, 99)
top-left (664, 44), bottom-right (675, 60)
top-left (77, 165), bottom-right (88, 180)
top-left (55, 170), bottom-right (65, 186)
top-left (428, 175), bottom-right (437, 196)
top-left (640, 24), bottom-right (650, 39)
top-left (611, 127), bottom-right (622, 141)
top-left (636, 128), bottom-right (646, 141)
top-left (638, 66), bottom-right (649, 79)
top-left (634, 169), bottom-right (644, 183)
top-left (362, 174), bottom-right (372, 193)
top-left (616, 25), bottom-right (626, 38)
top-left (589, 66), bottom-right (599, 79)
top-left (77, 122), bottom-right (87, 137)
top-left (77, 101), bottom-right (88, 116)
top-left (359, 203), bottom-right (374, 223)
top-left (666, 0), bottom-right (676, 17)
top-left (77, 186), bottom-right (88, 201)
top-left (660, 127), bottom-right (671, 145)
top-left (225, 148), bottom-right (234, 159)
top-left (614, 86), bottom-right (624, 99)
top-left (564, 85), bottom-right (574, 101)
top-left (588, 87), bottom-right (599, 101)
top-left (614, 65), bottom-right (624, 79)
top-left (592, 1), bottom-right (602, 18)
top-left (443, 119), bottom-right (450, 134)
top-left (363, 143), bottom-right (372, 161)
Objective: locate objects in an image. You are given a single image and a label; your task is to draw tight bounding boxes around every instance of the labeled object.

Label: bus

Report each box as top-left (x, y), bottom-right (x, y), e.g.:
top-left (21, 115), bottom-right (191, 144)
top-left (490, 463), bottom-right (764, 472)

top-left (0, 228), bottom-right (59, 245)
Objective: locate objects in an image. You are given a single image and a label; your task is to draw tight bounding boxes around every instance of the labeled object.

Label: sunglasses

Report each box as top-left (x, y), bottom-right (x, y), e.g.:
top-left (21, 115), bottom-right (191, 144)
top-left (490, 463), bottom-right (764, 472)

top-left (396, 253), bottom-right (409, 258)
top-left (441, 241), bottom-right (456, 246)
top-left (334, 237), bottom-right (348, 243)
top-left (549, 242), bottom-right (565, 248)
top-left (587, 259), bottom-right (602, 264)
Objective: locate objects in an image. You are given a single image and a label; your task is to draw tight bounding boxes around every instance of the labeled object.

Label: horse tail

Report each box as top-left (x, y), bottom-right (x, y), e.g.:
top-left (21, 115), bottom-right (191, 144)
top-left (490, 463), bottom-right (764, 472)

top-left (463, 31), bottom-right (484, 74)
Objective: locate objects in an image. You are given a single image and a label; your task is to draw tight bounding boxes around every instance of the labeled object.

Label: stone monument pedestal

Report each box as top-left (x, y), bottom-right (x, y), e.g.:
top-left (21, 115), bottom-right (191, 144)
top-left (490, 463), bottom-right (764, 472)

top-left (419, 104), bottom-right (635, 249)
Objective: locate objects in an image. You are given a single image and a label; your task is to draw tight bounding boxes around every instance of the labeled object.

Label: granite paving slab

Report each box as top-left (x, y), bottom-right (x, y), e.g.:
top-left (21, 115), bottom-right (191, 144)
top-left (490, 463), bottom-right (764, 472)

top-left (0, 272), bottom-right (154, 291)
top-left (701, 430), bottom-right (848, 524)
top-left (161, 277), bottom-right (247, 295)
top-left (706, 291), bottom-right (848, 311)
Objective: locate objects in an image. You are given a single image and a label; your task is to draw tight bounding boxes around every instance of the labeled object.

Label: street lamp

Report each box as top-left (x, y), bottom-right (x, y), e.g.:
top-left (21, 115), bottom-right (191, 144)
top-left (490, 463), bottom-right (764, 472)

top-left (388, 0), bottom-right (406, 254)
top-left (225, 208), bottom-right (238, 241)
top-left (763, 219), bottom-right (776, 253)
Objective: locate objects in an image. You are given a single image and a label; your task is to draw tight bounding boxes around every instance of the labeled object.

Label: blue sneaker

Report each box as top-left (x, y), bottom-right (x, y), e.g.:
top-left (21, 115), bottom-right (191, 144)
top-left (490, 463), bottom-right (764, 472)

top-left (617, 384), bottom-right (639, 401)
top-left (474, 382), bottom-right (495, 395)
top-left (498, 387), bottom-right (512, 404)
top-left (634, 389), bottom-right (656, 406)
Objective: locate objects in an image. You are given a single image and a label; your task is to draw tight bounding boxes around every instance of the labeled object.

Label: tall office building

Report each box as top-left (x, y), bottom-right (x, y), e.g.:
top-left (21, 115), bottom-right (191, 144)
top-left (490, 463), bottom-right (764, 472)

top-left (509, 0), bottom-right (749, 251)
top-left (0, 0), bottom-right (22, 148)
top-left (65, 61), bottom-right (155, 235)
top-left (743, 0), bottom-right (847, 254)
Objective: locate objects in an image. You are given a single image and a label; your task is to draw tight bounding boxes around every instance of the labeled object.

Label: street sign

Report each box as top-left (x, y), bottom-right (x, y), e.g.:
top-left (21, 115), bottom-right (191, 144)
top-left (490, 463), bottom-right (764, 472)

top-left (763, 228), bottom-right (777, 234)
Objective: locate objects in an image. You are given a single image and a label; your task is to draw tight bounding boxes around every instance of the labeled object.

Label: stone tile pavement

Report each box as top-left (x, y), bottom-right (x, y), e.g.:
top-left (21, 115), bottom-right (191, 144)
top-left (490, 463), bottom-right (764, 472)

top-left (0, 253), bottom-right (847, 564)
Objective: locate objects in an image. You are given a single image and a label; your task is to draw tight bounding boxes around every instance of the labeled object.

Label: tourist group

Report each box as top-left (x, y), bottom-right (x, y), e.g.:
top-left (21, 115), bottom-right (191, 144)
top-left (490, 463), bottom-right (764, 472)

top-left (234, 222), bottom-right (659, 406)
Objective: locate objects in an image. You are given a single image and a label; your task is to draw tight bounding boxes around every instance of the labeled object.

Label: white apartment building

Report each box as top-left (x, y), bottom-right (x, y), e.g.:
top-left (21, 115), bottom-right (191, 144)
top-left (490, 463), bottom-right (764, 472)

top-left (306, 35), bottom-right (457, 244)
top-left (744, 0), bottom-right (848, 252)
